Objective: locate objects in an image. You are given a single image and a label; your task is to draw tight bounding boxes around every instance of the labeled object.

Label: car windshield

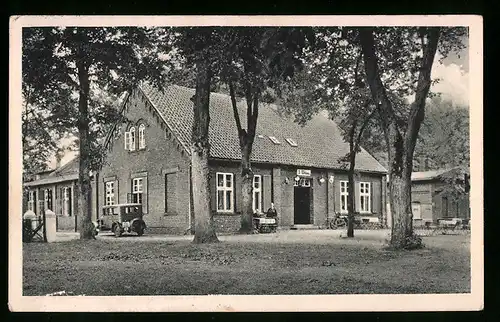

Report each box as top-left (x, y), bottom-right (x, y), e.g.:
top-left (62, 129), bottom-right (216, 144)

top-left (125, 206), bottom-right (140, 213)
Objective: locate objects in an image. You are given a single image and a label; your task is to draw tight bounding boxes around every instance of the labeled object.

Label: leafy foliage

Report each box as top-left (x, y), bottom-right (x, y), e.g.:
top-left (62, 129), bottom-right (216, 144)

top-left (22, 82), bottom-right (72, 180)
top-left (413, 96), bottom-right (469, 171)
top-left (22, 27), bottom-right (167, 171)
top-left (23, 27), bottom-right (167, 239)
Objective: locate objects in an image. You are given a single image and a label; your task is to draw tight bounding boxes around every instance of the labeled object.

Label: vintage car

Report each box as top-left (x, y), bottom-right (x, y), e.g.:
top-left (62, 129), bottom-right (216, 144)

top-left (99, 203), bottom-right (146, 237)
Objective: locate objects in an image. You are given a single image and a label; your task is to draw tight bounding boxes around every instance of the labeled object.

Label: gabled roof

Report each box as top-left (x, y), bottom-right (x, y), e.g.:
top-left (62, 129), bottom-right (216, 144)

top-left (24, 174), bottom-right (79, 187)
top-left (140, 83), bottom-right (387, 173)
top-left (49, 156), bottom-right (79, 177)
top-left (411, 167), bottom-right (465, 182)
top-left (24, 157), bottom-right (79, 187)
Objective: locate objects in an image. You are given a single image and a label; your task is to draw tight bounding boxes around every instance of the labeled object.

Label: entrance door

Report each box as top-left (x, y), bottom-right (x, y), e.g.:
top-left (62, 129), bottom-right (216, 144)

top-left (294, 186), bottom-right (311, 224)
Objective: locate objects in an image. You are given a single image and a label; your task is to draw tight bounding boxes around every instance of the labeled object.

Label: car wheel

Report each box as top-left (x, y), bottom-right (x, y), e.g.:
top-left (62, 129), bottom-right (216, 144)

top-left (137, 227), bottom-right (144, 236)
top-left (113, 224), bottom-right (122, 237)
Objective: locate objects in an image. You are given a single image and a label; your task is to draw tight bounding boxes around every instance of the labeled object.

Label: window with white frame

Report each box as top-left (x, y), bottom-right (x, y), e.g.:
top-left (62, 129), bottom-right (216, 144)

top-left (340, 181), bottom-right (349, 213)
top-left (124, 131), bottom-right (131, 150)
top-left (129, 127), bottom-right (136, 151)
top-left (216, 172), bottom-right (233, 212)
top-left (132, 178), bottom-right (143, 204)
top-left (253, 175), bottom-right (262, 213)
top-left (27, 190), bottom-right (35, 211)
top-left (105, 181), bottom-right (115, 206)
top-left (138, 124), bottom-right (146, 149)
top-left (359, 182), bottom-right (371, 213)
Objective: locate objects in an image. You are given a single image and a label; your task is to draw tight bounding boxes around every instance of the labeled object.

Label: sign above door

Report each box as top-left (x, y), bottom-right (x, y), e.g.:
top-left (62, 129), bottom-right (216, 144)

top-left (297, 169), bottom-right (311, 177)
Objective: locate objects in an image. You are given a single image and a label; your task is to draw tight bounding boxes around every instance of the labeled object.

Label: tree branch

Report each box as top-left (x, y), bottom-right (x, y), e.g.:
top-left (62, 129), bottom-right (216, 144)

top-left (354, 49), bottom-right (362, 85)
top-left (248, 91), bottom-right (259, 138)
top-left (245, 82), bottom-right (253, 127)
top-left (348, 118), bottom-right (357, 172)
top-left (358, 28), bottom-right (400, 135)
top-left (358, 27), bottom-right (406, 174)
top-left (404, 27), bottom-right (440, 167)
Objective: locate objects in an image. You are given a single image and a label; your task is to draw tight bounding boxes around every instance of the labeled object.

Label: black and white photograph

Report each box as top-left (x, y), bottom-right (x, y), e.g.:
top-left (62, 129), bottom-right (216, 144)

top-left (9, 15), bottom-right (483, 312)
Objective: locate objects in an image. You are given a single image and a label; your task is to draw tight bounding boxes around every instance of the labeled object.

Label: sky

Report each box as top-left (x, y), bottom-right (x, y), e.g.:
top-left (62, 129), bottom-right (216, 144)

top-left (48, 38), bottom-right (470, 170)
top-left (431, 36), bottom-right (469, 107)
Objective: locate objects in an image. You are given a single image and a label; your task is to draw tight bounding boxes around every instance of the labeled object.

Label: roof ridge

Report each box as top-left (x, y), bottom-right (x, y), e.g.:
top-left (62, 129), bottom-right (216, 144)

top-left (135, 82), bottom-right (388, 173)
top-left (138, 85), bottom-right (192, 156)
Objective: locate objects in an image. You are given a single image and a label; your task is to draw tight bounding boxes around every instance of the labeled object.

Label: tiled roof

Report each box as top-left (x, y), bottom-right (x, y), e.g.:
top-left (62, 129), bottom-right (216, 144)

top-left (24, 157), bottom-right (79, 187)
top-left (49, 156), bottom-right (79, 177)
top-left (24, 174), bottom-right (78, 187)
top-left (140, 83), bottom-right (387, 173)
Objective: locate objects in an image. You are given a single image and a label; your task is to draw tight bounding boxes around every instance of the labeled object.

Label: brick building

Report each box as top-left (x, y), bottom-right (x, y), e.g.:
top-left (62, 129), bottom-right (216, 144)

top-left (23, 158), bottom-right (82, 232)
top-left (24, 83), bottom-right (388, 235)
top-left (409, 168), bottom-right (470, 227)
top-left (94, 83), bottom-right (387, 234)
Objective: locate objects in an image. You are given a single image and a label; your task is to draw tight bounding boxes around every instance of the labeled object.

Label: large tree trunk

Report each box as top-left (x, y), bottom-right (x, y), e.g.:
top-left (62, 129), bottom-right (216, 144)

top-left (239, 143), bottom-right (254, 233)
top-left (359, 27), bottom-right (440, 248)
top-left (76, 56), bottom-right (95, 240)
top-left (228, 81), bottom-right (258, 234)
top-left (346, 123), bottom-right (357, 238)
top-left (388, 172), bottom-right (413, 245)
top-left (191, 59), bottom-right (218, 244)
top-left (347, 153), bottom-right (356, 238)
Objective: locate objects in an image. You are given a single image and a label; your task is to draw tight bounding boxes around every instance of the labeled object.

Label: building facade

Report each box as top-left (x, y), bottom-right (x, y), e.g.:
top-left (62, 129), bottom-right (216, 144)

top-left (23, 158), bottom-right (87, 232)
top-left (410, 168), bottom-right (470, 227)
top-left (24, 83), bottom-right (388, 235)
top-left (95, 83), bottom-right (387, 234)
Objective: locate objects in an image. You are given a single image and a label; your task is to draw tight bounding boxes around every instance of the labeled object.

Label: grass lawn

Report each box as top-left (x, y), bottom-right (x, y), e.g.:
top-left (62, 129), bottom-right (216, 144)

top-left (22, 231), bottom-right (470, 296)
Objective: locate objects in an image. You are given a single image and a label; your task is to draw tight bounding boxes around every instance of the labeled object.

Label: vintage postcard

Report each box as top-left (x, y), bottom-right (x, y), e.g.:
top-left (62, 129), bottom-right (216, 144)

top-left (9, 15), bottom-right (483, 312)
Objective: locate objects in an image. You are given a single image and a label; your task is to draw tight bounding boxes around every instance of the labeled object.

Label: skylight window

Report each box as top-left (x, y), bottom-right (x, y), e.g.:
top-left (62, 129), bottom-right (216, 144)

top-left (269, 136), bottom-right (281, 145)
top-left (285, 138), bottom-right (298, 147)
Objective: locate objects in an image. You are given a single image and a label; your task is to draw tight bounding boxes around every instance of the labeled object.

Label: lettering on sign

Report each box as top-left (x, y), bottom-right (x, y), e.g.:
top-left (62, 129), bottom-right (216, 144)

top-left (297, 169), bottom-right (311, 177)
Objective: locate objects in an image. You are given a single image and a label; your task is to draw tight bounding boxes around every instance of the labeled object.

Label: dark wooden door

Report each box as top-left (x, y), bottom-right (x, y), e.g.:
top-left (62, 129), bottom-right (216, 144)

top-left (294, 187), bottom-right (311, 224)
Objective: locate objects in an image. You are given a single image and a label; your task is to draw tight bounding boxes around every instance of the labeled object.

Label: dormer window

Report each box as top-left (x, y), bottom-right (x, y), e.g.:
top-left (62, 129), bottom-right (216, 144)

top-left (138, 124), bottom-right (146, 149)
top-left (269, 136), bottom-right (281, 145)
top-left (285, 138), bottom-right (298, 147)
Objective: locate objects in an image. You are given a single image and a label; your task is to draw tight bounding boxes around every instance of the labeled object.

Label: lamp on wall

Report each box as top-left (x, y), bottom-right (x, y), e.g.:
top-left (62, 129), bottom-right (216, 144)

top-left (294, 176), bottom-right (300, 182)
top-left (329, 175), bottom-right (335, 184)
top-left (319, 177), bottom-right (326, 184)
top-left (284, 177), bottom-right (289, 185)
